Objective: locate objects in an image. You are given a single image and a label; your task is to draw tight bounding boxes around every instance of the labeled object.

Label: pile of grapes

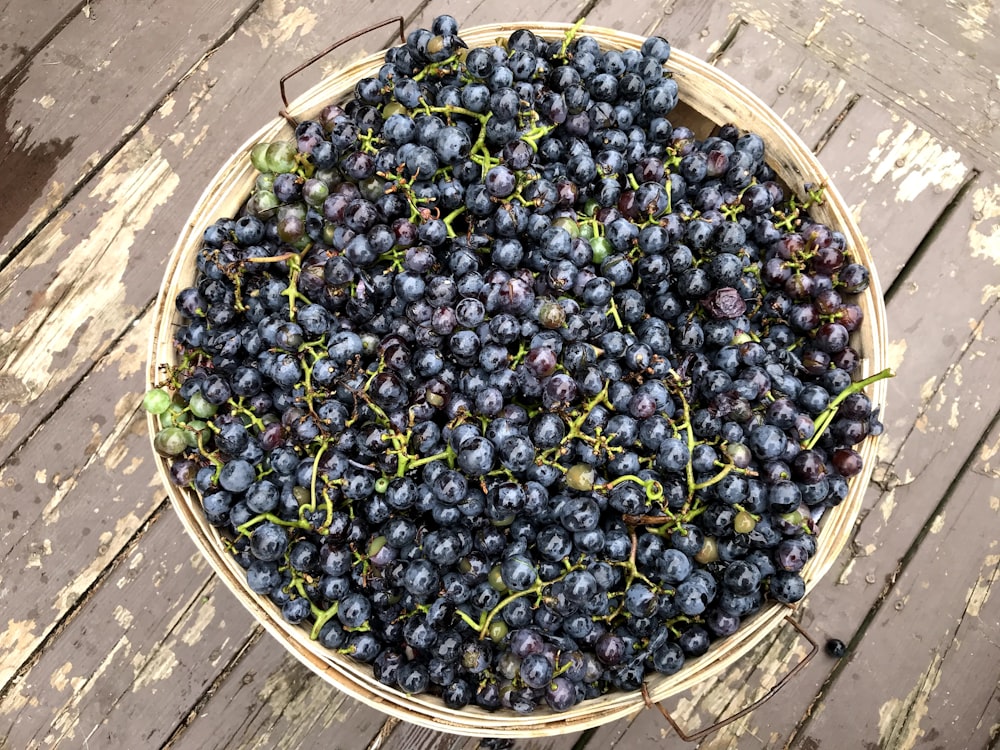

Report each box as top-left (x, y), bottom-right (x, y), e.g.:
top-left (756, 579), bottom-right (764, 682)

top-left (146, 16), bottom-right (889, 715)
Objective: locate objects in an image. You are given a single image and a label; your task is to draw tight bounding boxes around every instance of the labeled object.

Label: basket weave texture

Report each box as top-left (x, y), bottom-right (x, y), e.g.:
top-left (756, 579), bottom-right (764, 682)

top-left (147, 22), bottom-right (889, 737)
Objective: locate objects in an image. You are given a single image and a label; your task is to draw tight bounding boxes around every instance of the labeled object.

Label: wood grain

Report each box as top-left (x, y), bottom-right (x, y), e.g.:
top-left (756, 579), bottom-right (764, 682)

top-left (0, 0), bottom-right (415, 469)
top-left (0, 0), bottom-right (262, 263)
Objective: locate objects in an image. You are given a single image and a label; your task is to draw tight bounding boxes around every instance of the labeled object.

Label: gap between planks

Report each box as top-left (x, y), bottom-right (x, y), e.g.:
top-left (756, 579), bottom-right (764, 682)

top-left (784, 401), bottom-right (1000, 748)
top-left (0, 0), bottom-right (268, 276)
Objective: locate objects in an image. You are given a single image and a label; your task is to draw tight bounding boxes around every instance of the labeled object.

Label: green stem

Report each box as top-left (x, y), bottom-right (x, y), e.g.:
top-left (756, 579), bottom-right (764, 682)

top-left (236, 512), bottom-right (311, 536)
top-left (804, 367), bottom-right (894, 450)
top-left (455, 609), bottom-right (484, 631)
top-left (559, 17), bottom-right (587, 59)
top-left (310, 601), bottom-right (339, 640)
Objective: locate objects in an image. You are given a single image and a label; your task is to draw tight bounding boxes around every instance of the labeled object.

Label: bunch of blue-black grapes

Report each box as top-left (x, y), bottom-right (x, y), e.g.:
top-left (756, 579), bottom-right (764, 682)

top-left (146, 14), bottom-right (889, 715)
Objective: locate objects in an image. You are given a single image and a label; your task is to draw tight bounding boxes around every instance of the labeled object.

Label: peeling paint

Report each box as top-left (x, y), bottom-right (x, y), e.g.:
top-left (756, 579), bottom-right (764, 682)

top-left (947, 399), bottom-right (960, 430)
top-left (838, 556), bottom-right (857, 584)
top-left (958, 0), bottom-right (990, 43)
top-left (50, 635), bottom-right (131, 742)
top-left (0, 146), bottom-right (180, 450)
top-left (0, 619), bottom-right (39, 686)
top-left (860, 121), bottom-right (967, 203)
top-left (929, 513), bottom-right (946, 534)
top-left (879, 488), bottom-right (897, 523)
top-left (132, 641), bottom-right (179, 691)
top-left (180, 596), bottom-right (217, 647)
top-left (970, 185), bottom-right (1000, 265)
top-left (965, 554), bottom-right (1000, 618)
top-left (113, 603), bottom-right (135, 630)
top-left (53, 512), bottom-right (142, 612)
top-left (50, 661), bottom-right (74, 691)
top-left (25, 538), bottom-right (53, 569)
top-left (886, 338), bottom-right (908, 374)
top-left (877, 649), bottom-right (944, 747)
top-left (919, 375), bottom-right (937, 405)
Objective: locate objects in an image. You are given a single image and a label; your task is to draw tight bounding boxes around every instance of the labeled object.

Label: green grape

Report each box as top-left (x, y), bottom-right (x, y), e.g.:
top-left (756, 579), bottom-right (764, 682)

top-left (321, 223), bottom-right (337, 246)
top-left (153, 427), bottom-right (189, 457)
top-left (255, 172), bottom-right (276, 192)
top-left (142, 388), bottom-right (172, 415)
top-left (488, 620), bottom-right (508, 643)
top-left (733, 510), bottom-right (757, 534)
top-left (253, 190), bottom-right (279, 216)
top-left (382, 101), bottom-right (408, 118)
top-left (188, 391), bottom-right (218, 419)
top-left (265, 141), bottom-right (298, 174)
top-left (565, 464), bottom-right (596, 492)
top-left (183, 419), bottom-right (207, 448)
top-left (250, 142), bottom-right (271, 172)
top-left (590, 236), bottom-right (612, 264)
top-left (359, 176), bottom-right (385, 202)
top-left (277, 202), bottom-right (307, 221)
top-left (551, 216), bottom-right (580, 238)
top-left (487, 565), bottom-right (508, 592)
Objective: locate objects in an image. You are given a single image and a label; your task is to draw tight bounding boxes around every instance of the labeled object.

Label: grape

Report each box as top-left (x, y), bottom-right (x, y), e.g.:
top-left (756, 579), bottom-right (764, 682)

top-left (150, 15), bottom-right (892, 717)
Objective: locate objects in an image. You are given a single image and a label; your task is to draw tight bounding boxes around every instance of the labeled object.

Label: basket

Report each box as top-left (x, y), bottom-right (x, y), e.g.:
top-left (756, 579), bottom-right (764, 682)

top-left (147, 22), bottom-right (889, 738)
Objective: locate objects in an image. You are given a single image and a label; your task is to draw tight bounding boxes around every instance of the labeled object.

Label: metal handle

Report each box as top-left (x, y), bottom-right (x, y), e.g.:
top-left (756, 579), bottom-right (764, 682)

top-left (278, 16), bottom-right (406, 126)
top-left (652, 614), bottom-right (819, 742)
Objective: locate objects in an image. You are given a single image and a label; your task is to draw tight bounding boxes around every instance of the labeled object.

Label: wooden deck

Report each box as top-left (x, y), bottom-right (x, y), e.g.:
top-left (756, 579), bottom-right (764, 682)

top-left (2, 0), bottom-right (999, 747)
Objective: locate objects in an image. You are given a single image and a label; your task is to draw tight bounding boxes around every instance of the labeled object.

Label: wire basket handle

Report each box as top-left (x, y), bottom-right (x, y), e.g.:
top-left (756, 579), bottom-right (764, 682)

top-left (278, 16), bottom-right (406, 127)
top-left (651, 614), bottom-right (819, 742)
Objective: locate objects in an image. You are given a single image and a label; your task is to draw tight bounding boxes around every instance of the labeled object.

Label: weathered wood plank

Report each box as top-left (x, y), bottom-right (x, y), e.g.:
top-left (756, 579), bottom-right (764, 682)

top-left (586, 166), bottom-right (1000, 749)
top-left (405, 0), bottom-right (587, 40)
top-left (0, 0), bottom-right (261, 263)
top-left (725, 0), bottom-right (1000, 172)
top-left (162, 629), bottom-right (386, 750)
top-left (0, 0), bottom-right (414, 469)
top-left (815, 96), bottom-right (973, 288)
top-left (795, 420), bottom-right (1000, 748)
top-left (0, 512), bottom-right (253, 749)
top-left (713, 23), bottom-right (857, 149)
top-left (0, 0), bottom-right (83, 81)
top-left (0, 306), bottom-right (159, 690)
top-left (583, 0), bottom-right (739, 61)
top-left (376, 721), bottom-right (587, 750)
top-left (663, 173), bottom-right (1000, 748)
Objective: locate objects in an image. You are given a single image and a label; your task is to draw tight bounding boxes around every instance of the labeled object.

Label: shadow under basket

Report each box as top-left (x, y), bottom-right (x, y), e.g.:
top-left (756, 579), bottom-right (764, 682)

top-left (147, 21), bottom-right (889, 739)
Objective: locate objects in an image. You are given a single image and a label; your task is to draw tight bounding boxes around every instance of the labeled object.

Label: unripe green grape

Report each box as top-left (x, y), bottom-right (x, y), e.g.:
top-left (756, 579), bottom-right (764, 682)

top-left (694, 536), bottom-right (719, 564)
top-left (590, 236), bottom-right (612, 264)
top-left (488, 565), bottom-right (508, 592)
top-left (250, 142), bottom-right (271, 172)
top-left (488, 620), bottom-right (509, 643)
top-left (154, 427), bottom-right (189, 457)
top-left (382, 101), bottom-right (407, 118)
top-left (265, 141), bottom-right (298, 174)
top-left (565, 463), bottom-right (596, 491)
top-left (733, 510), bottom-right (757, 534)
top-left (538, 301), bottom-right (566, 330)
top-left (188, 391), bottom-right (218, 419)
top-left (359, 176), bottom-right (385, 202)
top-left (142, 388), bottom-right (172, 415)
top-left (253, 190), bottom-right (279, 216)
top-left (183, 420), bottom-right (208, 448)
top-left (551, 216), bottom-right (580, 238)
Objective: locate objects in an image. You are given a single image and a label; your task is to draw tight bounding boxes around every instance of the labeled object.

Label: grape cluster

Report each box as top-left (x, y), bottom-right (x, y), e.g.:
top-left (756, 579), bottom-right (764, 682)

top-left (147, 16), bottom-right (888, 716)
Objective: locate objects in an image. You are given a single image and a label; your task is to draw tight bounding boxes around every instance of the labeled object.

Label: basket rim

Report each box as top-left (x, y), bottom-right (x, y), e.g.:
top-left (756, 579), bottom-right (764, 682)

top-left (146, 20), bottom-right (889, 737)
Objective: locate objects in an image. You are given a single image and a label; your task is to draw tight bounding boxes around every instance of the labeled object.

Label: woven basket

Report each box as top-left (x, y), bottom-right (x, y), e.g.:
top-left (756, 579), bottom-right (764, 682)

top-left (147, 22), bottom-right (889, 737)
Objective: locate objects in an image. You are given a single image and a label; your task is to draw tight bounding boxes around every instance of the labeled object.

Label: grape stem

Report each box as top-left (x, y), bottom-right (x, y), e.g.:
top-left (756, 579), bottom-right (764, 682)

top-left (804, 367), bottom-right (894, 450)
